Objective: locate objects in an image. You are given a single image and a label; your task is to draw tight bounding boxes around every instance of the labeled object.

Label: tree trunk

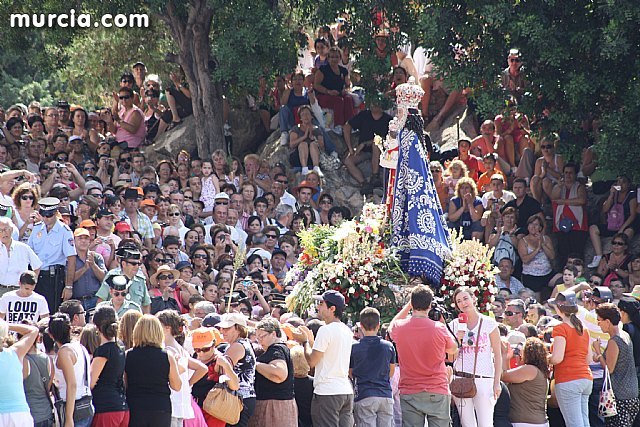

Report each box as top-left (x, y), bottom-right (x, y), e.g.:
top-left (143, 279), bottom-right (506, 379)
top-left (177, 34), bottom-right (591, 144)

top-left (161, 0), bottom-right (224, 160)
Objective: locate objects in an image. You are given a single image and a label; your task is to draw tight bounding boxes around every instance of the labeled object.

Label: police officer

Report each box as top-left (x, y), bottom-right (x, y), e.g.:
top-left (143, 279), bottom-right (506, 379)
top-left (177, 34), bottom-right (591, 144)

top-left (96, 275), bottom-right (141, 318)
top-left (95, 245), bottom-right (151, 313)
top-left (27, 197), bottom-right (76, 313)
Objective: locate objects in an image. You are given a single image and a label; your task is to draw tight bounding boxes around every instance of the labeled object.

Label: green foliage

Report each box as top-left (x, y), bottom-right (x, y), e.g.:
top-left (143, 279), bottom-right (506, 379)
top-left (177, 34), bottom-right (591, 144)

top-left (210, 0), bottom-right (299, 97)
top-left (417, 0), bottom-right (640, 179)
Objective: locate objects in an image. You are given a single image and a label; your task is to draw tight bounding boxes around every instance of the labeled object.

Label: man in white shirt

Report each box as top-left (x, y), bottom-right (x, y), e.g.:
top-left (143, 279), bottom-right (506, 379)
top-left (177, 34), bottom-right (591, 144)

top-left (0, 216), bottom-right (42, 296)
top-left (292, 290), bottom-right (354, 427)
top-left (0, 271), bottom-right (49, 323)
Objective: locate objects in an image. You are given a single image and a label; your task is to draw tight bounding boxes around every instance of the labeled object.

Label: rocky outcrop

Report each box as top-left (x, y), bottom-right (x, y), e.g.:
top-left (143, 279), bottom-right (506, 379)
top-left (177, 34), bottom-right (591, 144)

top-left (426, 105), bottom-right (478, 151)
top-left (145, 108), bottom-right (267, 165)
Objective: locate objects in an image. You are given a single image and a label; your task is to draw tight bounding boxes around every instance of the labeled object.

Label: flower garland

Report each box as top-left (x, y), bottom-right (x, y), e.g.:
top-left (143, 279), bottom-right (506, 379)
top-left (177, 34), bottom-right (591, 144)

top-left (285, 203), bottom-right (408, 318)
top-left (439, 229), bottom-right (499, 312)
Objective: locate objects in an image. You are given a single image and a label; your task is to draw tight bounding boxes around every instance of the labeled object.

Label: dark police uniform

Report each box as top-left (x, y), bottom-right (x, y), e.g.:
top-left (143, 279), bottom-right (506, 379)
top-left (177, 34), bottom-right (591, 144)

top-left (28, 197), bottom-right (76, 312)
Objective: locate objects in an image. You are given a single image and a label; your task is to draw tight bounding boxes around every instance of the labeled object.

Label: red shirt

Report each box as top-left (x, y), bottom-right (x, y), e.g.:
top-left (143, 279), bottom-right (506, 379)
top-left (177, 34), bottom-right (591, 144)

top-left (389, 317), bottom-right (455, 395)
top-left (458, 154), bottom-right (482, 181)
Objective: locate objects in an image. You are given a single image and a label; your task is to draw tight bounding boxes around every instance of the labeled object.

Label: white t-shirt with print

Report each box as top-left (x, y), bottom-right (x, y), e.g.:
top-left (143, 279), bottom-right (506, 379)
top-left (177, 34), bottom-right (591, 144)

top-left (0, 290), bottom-right (49, 323)
top-left (312, 321), bottom-right (354, 395)
top-left (449, 314), bottom-right (498, 378)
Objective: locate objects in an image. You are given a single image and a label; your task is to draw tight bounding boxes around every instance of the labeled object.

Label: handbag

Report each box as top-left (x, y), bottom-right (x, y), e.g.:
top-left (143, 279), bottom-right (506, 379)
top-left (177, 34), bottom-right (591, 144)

top-left (203, 382), bottom-right (243, 424)
top-left (598, 366), bottom-right (618, 418)
top-left (53, 345), bottom-right (94, 423)
top-left (451, 317), bottom-right (483, 399)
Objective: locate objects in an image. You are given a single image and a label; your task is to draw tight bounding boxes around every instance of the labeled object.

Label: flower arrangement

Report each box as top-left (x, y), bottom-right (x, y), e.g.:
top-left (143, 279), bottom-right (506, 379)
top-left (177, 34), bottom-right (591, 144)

top-left (285, 203), bottom-right (408, 319)
top-left (439, 229), bottom-right (499, 312)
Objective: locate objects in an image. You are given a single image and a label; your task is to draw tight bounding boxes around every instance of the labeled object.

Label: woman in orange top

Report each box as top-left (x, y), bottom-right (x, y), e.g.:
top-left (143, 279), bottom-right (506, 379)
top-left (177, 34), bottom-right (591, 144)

top-left (548, 290), bottom-right (593, 427)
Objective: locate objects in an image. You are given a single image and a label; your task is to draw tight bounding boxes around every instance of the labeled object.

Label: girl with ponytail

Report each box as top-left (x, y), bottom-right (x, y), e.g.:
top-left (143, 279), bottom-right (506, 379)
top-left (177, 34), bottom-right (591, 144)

top-left (90, 305), bottom-right (129, 427)
top-left (548, 291), bottom-right (593, 427)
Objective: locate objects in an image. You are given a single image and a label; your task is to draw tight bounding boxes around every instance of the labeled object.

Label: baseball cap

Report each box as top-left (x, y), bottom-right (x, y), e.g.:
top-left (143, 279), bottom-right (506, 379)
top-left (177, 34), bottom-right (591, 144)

top-left (214, 192), bottom-right (230, 201)
top-left (114, 221), bottom-right (132, 233)
top-left (272, 249), bottom-right (287, 259)
top-left (140, 199), bottom-right (157, 208)
top-left (191, 327), bottom-right (222, 349)
top-left (202, 313), bottom-right (222, 328)
top-left (175, 261), bottom-right (193, 271)
top-left (96, 207), bottom-right (115, 219)
top-left (79, 219), bottom-right (97, 228)
top-left (73, 228), bottom-right (91, 238)
top-left (217, 312), bottom-right (248, 329)
top-left (313, 290), bottom-right (345, 309)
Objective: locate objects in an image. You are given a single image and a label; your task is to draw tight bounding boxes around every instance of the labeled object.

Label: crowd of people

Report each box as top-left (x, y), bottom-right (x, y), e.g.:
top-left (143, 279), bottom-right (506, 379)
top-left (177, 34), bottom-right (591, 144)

top-left (0, 13), bottom-right (638, 427)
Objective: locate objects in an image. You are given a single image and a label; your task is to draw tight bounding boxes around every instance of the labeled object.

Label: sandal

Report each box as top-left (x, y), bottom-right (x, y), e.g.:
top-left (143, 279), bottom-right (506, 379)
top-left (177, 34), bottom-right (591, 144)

top-left (167, 119), bottom-right (182, 130)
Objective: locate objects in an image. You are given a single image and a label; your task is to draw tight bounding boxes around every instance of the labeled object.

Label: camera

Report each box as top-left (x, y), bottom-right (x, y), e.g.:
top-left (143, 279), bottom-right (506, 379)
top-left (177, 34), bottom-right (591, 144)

top-left (428, 297), bottom-right (450, 322)
top-left (55, 162), bottom-right (64, 169)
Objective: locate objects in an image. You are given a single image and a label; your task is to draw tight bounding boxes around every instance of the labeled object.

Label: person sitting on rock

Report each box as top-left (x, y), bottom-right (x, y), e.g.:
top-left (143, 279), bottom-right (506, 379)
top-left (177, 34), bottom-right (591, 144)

top-left (477, 153), bottom-right (507, 194)
top-left (314, 46), bottom-right (355, 134)
top-left (343, 99), bottom-right (392, 194)
top-left (288, 106), bottom-right (323, 176)
top-left (495, 100), bottom-right (532, 167)
top-left (454, 138), bottom-right (483, 182)
top-left (420, 70), bottom-right (466, 131)
top-left (500, 48), bottom-right (528, 103)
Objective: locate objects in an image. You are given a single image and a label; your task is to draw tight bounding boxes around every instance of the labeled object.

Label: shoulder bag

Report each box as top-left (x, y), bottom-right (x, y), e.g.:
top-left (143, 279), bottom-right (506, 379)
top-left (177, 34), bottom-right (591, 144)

top-left (598, 366), bottom-right (617, 418)
top-left (203, 357), bottom-right (243, 424)
top-left (450, 317), bottom-right (483, 399)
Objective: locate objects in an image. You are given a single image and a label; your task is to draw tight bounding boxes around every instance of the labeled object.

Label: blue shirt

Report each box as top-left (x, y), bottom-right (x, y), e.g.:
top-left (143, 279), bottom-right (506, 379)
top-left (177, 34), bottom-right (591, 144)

top-left (350, 336), bottom-right (396, 401)
top-left (0, 350), bottom-right (30, 413)
top-left (73, 252), bottom-right (106, 298)
top-left (27, 220), bottom-right (76, 268)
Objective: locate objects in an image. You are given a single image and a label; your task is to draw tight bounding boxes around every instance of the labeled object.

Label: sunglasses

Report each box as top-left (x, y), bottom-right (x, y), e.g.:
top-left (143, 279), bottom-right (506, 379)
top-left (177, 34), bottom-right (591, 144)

top-left (119, 95), bottom-right (132, 100)
top-left (430, 169), bottom-right (441, 173)
top-left (113, 291), bottom-right (127, 297)
top-left (169, 212), bottom-right (181, 217)
top-left (91, 194), bottom-right (104, 198)
top-left (504, 311), bottom-right (521, 317)
top-left (193, 254), bottom-right (208, 259)
top-left (509, 58), bottom-right (522, 63)
top-left (158, 274), bottom-right (174, 280)
top-left (612, 241), bottom-right (625, 246)
top-left (120, 157), bottom-right (131, 162)
top-left (194, 345), bottom-right (214, 353)
top-left (276, 180), bottom-right (288, 184)
top-left (21, 195), bottom-right (34, 200)
top-left (589, 280), bottom-right (602, 285)
top-left (125, 260), bottom-right (142, 266)
top-left (84, 166), bottom-right (96, 171)
top-left (541, 144), bottom-right (554, 149)
top-left (153, 257), bottom-right (165, 263)
top-left (215, 201), bottom-right (229, 205)
top-left (121, 79), bottom-right (133, 84)
top-left (266, 234), bottom-right (278, 239)
top-left (466, 331), bottom-right (475, 346)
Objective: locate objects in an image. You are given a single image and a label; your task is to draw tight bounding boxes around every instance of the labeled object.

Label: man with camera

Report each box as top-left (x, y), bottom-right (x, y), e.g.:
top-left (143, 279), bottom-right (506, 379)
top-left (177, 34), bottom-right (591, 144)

top-left (388, 285), bottom-right (458, 426)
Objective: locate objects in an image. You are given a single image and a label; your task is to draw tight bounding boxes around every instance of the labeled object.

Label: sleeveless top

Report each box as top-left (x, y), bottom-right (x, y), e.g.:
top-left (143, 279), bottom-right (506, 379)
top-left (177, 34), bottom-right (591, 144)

top-left (287, 90), bottom-right (310, 109)
top-left (552, 182), bottom-right (588, 232)
top-left (318, 64), bottom-right (348, 92)
top-left (115, 105), bottom-right (146, 148)
top-left (54, 341), bottom-right (91, 402)
top-left (508, 368), bottom-right (548, 424)
top-left (0, 349), bottom-right (31, 414)
top-left (522, 237), bottom-right (553, 276)
top-left (229, 339), bottom-right (256, 399)
top-left (125, 346), bottom-right (171, 412)
top-left (168, 345), bottom-right (195, 419)
top-left (24, 353), bottom-right (53, 422)
top-left (606, 334), bottom-right (639, 400)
